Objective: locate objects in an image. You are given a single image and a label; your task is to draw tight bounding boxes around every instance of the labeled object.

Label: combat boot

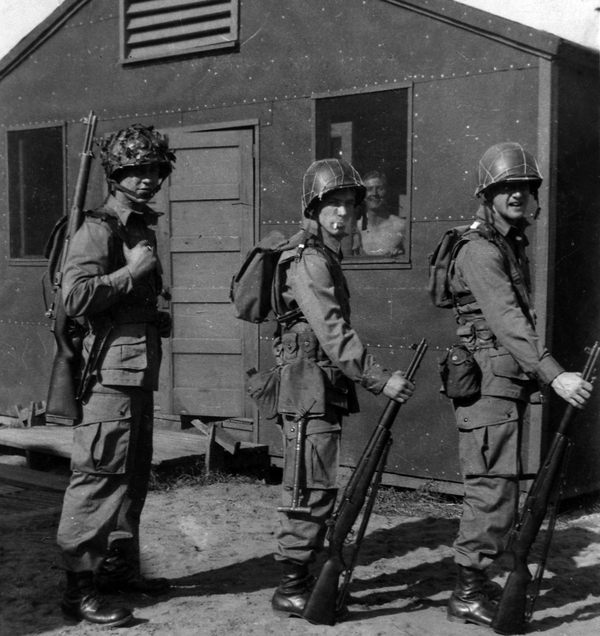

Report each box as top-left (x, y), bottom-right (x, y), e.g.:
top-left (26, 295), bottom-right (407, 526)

top-left (96, 548), bottom-right (170, 595)
top-left (271, 560), bottom-right (315, 617)
top-left (61, 571), bottom-right (133, 627)
top-left (447, 565), bottom-right (497, 627)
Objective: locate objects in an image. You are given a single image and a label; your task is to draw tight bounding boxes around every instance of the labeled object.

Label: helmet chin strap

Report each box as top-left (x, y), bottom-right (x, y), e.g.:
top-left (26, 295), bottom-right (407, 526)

top-left (107, 177), bottom-right (165, 204)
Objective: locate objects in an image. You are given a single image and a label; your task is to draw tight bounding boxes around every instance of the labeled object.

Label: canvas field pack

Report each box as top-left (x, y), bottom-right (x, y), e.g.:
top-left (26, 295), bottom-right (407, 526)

top-left (427, 224), bottom-right (473, 309)
top-left (229, 229), bottom-right (307, 324)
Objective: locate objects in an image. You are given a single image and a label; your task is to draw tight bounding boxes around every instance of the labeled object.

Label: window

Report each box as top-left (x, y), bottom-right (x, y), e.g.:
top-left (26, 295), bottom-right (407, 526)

top-left (315, 86), bottom-right (412, 265)
top-left (7, 125), bottom-right (65, 260)
top-left (121, 0), bottom-right (240, 63)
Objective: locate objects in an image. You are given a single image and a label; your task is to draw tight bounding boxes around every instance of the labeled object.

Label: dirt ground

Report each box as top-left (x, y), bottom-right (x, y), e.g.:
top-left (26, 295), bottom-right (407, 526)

top-left (1, 463), bottom-right (600, 636)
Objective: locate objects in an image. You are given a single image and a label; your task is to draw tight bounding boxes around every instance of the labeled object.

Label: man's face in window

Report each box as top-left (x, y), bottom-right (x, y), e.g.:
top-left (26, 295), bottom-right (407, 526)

top-left (364, 177), bottom-right (387, 213)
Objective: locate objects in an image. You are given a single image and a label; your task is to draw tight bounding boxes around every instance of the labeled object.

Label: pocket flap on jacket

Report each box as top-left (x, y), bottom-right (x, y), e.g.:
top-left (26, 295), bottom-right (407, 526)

top-left (489, 347), bottom-right (528, 380)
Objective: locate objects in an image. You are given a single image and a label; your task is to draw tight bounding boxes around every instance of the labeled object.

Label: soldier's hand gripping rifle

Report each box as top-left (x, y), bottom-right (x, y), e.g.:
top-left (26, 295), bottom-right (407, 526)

top-left (302, 338), bottom-right (428, 626)
top-left (492, 341), bottom-right (599, 636)
top-left (45, 111), bottom-right (98, 422)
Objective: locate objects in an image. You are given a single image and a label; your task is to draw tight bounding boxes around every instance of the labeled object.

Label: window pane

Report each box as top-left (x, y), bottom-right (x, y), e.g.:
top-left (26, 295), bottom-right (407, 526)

top-left (8, 126), bottom-right (64, 258)
top-left (315, 89), bottom-right (410, 262)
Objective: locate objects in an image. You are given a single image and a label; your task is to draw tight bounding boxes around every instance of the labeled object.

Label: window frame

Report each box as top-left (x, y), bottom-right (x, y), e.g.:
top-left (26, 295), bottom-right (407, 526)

top-left (311, 82), bottom-right (414, 270)
top-left (120, 0), bottom-right (240, 65)
top-left (6, 121), bottom-right (67, 266)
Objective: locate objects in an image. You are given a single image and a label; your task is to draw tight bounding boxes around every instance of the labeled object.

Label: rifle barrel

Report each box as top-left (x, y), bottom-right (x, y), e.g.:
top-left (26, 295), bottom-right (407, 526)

top-left (492, 341), bottom-right (599, 635)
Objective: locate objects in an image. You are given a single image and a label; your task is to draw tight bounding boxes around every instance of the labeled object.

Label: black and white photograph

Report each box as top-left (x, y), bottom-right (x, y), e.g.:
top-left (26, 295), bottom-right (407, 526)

top-left (0, 2), bottom-right (599, 635)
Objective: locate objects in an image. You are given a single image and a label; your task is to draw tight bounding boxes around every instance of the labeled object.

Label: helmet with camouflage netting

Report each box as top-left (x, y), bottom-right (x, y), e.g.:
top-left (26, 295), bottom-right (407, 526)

top-left (302, 159), bottom-right (366, 216)
top-left (475, 142), bottom-right (542, 197)
top-left (99, 123), bottom-right (176, 182)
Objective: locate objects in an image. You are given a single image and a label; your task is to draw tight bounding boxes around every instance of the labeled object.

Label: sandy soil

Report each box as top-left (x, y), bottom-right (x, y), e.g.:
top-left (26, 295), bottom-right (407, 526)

top-left (1, 475), bottom-right (600, 636)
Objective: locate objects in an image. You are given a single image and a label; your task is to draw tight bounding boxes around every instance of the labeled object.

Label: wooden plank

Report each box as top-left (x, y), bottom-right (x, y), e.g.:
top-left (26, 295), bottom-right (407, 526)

top-left (128, 5), bottom-right (230, 32)
top-left (127, 0), bottom-right (220, 15)
top-left (171, 338), bottom-right (242, 354)
top-left (0, 464), bottom-right (69, 492)
top-left (169, 184), bottom-right (240, 201)
top-left (0, 427), bottom-right (207, 467)
top-left (190, 419), bottom-right (240, 454)
top-left (170, 235), bottom-right (240, 252)
top-left (0, 427), bottom-right (72, 458)
top-left (171, 287), bottom-right (230, 303)
top-left (127, 18), bottom-right (232, 45)
top-left (173, 387), bottom-right (243, 417)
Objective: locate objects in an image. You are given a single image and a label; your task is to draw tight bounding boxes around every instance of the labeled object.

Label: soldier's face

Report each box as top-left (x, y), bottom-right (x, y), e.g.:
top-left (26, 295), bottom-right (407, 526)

top-left (488, 181), bottom-right (531, 225)
top-left (116, 164), bottom-right (160, 202)
top-left (316, 189), bottom-right (357, 238)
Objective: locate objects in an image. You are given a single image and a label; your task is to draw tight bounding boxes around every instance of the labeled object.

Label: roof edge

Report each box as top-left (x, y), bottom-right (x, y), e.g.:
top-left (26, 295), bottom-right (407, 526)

top-left (0, 0), bottom-right (91, 83)
top-left (383, 0), bottom-right (598, 64)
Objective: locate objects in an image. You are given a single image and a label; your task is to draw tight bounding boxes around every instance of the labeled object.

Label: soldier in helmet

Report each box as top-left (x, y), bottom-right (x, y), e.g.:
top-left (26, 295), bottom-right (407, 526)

top-left (56, 124), bottom-right (175, 626)
top-left (269, 158), bottom-right (415, 618)
top-left (445, 142), bottom-right (591, 627)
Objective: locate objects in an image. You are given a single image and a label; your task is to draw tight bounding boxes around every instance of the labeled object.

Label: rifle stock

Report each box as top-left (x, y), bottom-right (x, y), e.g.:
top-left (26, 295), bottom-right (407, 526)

top-left (46, 111), bottom-right (98, 422)
top-left (302, 338), bottom-right (428, 625)
top-left (492, 342), bottom-right (599, 635)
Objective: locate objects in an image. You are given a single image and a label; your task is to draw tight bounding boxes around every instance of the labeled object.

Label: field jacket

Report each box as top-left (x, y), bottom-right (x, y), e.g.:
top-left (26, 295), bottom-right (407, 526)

top-left (62, 196), bottom-right (163, 390)
top-left (450, 206), bottom-right (563, 401)
top-left (273, 223), bottom-right (391, 429)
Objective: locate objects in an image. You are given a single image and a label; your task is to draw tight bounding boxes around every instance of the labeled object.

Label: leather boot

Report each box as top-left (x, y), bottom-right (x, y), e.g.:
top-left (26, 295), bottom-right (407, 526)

top-left (447, 565), bottom-right (497, 627)
top-left (61, 571), bottom-right (133, 627)
top-left (482, 577), bottom-right (503, 603)
top-left (96, 548), bottom-right (170, 595)
top-left (271, 560), bottom-right (315, 617)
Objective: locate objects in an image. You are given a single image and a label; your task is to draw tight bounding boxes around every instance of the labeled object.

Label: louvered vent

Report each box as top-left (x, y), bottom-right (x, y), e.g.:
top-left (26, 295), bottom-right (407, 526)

top-left (122, 0), bottom-right (239, 62)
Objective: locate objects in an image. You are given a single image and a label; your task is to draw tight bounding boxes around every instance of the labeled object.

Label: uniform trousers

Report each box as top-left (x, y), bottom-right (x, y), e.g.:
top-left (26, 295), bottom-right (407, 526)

top-left (276, 412), bottom-right (341, 565)
top-left (57, 385), bottom-right (154, 573)
top-left (453, 395), bottom-right (525, 570)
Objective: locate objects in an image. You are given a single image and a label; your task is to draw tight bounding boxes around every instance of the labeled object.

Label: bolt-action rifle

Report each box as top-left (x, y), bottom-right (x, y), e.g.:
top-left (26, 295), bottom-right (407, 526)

top-left (492, 341), bottom-right (599, 635)
top-left (45, 111), bottom-right (98, 423)
top-left (302, 338), bottom-right (428, 626)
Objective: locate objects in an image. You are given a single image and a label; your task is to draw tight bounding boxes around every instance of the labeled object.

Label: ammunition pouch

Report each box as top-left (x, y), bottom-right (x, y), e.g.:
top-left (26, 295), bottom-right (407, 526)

top-left (278, 356), bottom-right (326, 417)
top-left (246, 366), bottom-right (281, 420)
top-left (275, 329), bottom-right (329, 364)
top-left (438, 344), bottom-right (481, 399)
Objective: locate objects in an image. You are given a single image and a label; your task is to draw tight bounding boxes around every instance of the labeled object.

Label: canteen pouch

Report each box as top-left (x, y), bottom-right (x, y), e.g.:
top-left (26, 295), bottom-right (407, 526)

top-left (245, 367), bottom-right (281, 420)
top-left (438, 344), bottom-right (481, 399)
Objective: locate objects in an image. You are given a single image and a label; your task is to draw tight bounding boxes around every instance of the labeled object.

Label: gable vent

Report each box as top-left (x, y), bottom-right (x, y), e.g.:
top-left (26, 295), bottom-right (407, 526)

top-left (121, 0), bottom-right (239, 62)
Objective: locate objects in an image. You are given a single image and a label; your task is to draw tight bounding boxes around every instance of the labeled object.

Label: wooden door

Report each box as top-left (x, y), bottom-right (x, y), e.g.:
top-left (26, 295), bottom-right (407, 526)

top-left (155, 127), bottom-right (256, 418)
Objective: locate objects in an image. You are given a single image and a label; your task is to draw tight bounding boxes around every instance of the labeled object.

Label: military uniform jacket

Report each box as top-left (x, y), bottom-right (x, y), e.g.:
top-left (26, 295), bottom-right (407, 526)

top-left (274, 222), bottom-right (391, 431)
top-left (62, 196), bottom-right (163, 391)
top-left (450, 206), bottom-right (563, 402)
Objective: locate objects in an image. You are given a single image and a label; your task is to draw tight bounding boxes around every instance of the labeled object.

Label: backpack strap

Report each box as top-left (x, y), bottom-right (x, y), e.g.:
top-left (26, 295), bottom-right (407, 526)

top-left (272, 231), bottom-right (335, 328)
top-left (455, 220), bottom-right (534, 321)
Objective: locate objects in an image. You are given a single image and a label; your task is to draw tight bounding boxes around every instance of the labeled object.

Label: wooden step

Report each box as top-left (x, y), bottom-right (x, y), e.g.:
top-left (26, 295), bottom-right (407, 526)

top-left (0, 426), bottom-right (208, 467)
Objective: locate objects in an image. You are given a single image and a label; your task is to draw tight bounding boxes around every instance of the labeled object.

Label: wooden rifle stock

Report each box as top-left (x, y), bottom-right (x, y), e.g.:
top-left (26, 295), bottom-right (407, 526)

top-left (492, 341), bottom-right (599, 635)
top-left (302, 338), bottom-right (428, 625)
top-left (46, 111), bottom-right (98, 422)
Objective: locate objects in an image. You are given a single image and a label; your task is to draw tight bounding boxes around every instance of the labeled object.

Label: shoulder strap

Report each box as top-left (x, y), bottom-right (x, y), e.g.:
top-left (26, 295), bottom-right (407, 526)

top-left (458, 221), bottom-right (534, 320)
top-left (85, 208), bottom-right (131, 248)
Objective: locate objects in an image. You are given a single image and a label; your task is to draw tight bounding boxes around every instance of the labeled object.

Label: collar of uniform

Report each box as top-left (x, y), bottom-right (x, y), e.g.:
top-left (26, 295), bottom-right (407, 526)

top-left (303, 218), bottom-right (343, 258)
top-left (103, 195), bottom-right (159, 226)
top-left (475, 204), bottom-right (529, 240)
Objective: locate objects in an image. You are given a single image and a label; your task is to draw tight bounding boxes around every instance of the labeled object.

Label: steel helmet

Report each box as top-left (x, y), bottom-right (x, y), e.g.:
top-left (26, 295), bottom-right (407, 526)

top-left (302, 158), bottom-right (366, 215)
top-left (99, 123), bottom-right (176, 181)
top-left (475, 142), bottom-right (542, 197)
